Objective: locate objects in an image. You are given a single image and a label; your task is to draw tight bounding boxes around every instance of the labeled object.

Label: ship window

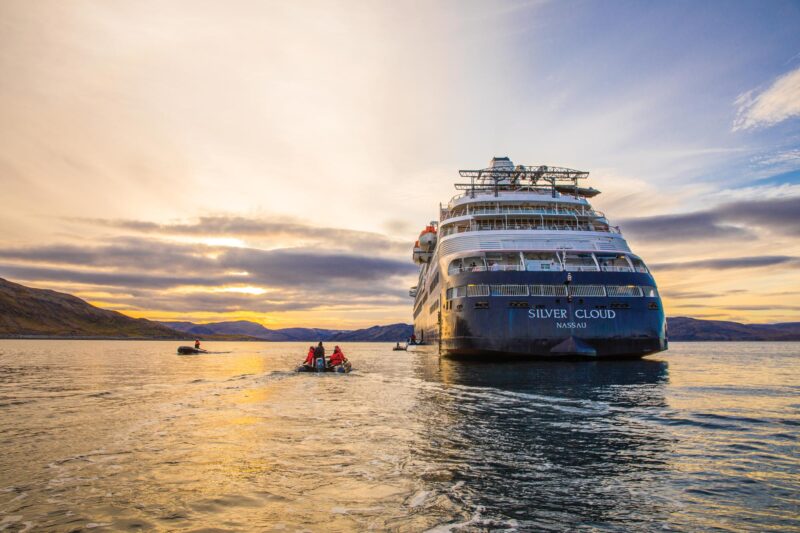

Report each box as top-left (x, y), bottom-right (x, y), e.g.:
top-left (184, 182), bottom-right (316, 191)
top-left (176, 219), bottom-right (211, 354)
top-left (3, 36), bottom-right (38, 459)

top-left (466, 284), bottom-right (490, 297)
top-left (563, 253), bottom-right (598, 272)
top-left (490, 284), bottom-right (529, 297)
top-left (606, 285), bottom-right (643, 297)
top-left (641, 286), bottom-right (658, 298)
top-left (448, 286), bottom-right (467, 298)
top-left (448, 259), bottom-right (462, 275)
top-left (461, 256), bottom-right (485, 272)
top-left (631, 257), bottom-right (649, 273)
top-left (523, 252), bottom-right (561, 271)
top-left (596, 254), bottom-right (633, 272)
top-left (530, 285), bottom-right (568, 296)
top-left (485, 253), bottom-right (522, 271)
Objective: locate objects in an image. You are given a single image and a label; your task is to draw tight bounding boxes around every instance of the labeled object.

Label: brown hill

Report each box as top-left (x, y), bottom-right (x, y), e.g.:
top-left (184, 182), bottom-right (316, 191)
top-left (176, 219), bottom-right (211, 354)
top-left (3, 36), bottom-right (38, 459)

top-left (667, 317), bottom-right (800, 341)
top-left (0, 277), bottom-right (184, 338)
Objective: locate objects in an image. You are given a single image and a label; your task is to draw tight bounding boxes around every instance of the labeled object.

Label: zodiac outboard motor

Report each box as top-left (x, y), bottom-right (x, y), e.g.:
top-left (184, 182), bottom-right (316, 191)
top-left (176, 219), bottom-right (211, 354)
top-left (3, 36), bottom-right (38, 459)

top-left (315, 357), bottom-right (326, 371)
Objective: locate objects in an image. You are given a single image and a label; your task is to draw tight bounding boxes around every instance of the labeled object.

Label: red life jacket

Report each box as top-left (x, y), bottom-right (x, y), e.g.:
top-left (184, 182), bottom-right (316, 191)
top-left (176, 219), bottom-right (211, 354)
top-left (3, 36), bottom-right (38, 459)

top-left (330, 350), bottom-right (346, 366)
top-left (304, 348), bottom-right (315, 365)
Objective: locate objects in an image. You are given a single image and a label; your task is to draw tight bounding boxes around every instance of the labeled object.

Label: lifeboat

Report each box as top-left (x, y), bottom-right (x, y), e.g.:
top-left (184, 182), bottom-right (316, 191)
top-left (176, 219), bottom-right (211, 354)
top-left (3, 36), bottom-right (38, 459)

top-left (418, 224), bottom-right (437, 251)
top-left (412, 240), bottom-right (432, 264)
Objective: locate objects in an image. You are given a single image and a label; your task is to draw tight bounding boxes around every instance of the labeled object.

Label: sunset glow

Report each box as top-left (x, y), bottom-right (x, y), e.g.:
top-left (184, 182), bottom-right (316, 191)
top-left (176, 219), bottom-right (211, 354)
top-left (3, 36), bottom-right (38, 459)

top-left (1, 1), bottom-right (799, 327)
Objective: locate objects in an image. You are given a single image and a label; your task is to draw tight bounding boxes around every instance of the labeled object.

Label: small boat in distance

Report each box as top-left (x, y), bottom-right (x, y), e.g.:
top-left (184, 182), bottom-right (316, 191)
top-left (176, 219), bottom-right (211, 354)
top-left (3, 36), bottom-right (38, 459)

top-left (177, 346), bottom-right (208, 355)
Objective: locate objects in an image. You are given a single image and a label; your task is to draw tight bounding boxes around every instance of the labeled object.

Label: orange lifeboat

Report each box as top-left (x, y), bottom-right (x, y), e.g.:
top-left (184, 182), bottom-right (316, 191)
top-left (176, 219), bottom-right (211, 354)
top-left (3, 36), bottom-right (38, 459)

top-left (418, 224), bottom-right (437, 252)
top-left (412, 240), bottom-right (432, 264)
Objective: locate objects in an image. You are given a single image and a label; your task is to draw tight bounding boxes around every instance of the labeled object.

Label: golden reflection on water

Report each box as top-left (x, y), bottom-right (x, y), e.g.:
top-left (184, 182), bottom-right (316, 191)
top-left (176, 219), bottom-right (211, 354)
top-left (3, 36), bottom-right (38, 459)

top-left (0, 340), bottom-right (798, 531)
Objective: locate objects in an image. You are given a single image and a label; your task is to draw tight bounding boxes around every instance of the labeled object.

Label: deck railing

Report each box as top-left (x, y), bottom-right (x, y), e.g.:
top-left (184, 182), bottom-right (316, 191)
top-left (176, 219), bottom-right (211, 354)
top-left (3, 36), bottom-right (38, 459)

top-left (440, 222), bottom-right (620, 237)
top-left (443, 206), bottom-right (604, 219)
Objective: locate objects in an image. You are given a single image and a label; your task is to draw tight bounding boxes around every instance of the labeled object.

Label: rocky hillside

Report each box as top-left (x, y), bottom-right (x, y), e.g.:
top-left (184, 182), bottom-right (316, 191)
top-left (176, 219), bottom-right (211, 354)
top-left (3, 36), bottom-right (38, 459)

top-left (667, 317), bottom-right (800, 341)
top-left (0, 277), bottom-right (183, 338)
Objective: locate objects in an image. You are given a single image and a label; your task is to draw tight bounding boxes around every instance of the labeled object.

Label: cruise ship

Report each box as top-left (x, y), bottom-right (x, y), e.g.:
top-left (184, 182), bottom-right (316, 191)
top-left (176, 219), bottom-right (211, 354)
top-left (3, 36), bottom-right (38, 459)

top-left (410, 157), bottom-right (667, 358)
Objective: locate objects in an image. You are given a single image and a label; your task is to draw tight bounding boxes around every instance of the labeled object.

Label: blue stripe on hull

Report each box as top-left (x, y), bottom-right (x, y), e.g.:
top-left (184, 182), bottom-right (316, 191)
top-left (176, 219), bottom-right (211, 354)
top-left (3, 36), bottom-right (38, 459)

top-left (413, 270), bottom-right (667, 358)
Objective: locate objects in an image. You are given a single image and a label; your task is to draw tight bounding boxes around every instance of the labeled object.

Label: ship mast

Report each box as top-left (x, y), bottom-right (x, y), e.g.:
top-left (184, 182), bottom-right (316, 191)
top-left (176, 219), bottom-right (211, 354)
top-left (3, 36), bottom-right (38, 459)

top-left (455, 157), bottom-right (596, 199)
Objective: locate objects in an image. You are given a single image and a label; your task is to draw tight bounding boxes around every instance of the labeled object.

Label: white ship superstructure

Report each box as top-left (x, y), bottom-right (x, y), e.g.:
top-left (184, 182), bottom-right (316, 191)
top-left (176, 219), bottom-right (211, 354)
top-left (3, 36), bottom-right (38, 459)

top-left (411, 156), bottom-right (666, 358)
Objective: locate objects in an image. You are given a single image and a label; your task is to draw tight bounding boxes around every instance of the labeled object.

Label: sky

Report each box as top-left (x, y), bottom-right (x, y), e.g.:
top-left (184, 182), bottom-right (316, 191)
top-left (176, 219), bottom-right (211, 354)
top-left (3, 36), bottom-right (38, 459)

top-left (1, 0), bottom-right (799, 328)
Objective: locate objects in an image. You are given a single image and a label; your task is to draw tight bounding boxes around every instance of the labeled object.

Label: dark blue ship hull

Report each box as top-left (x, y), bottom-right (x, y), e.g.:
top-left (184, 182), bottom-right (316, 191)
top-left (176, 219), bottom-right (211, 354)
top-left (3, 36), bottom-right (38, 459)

top-left (415, 270), bottom-right (667, 359)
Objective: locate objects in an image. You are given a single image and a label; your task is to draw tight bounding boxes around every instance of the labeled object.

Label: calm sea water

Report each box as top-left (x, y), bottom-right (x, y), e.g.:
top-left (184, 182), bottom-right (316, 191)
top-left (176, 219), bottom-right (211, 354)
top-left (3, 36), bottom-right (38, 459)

top-left (0, 341), bottom-right (798, 532)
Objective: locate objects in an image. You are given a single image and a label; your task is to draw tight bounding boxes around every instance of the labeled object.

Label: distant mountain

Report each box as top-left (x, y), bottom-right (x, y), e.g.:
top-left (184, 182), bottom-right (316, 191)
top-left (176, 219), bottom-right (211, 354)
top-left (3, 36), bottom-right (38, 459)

top-left (4, 276), bottom-right (798, 343)
top-left (667, 317), bottom-right (800, 341)
top-left (161, 320), bottom-right (412, 342)
top-left (0, 277), bottom-right (182, 338)
top-left (330, 323), bottom-right (414, 342)
top-left (162, 320), bottom-right (288, 340)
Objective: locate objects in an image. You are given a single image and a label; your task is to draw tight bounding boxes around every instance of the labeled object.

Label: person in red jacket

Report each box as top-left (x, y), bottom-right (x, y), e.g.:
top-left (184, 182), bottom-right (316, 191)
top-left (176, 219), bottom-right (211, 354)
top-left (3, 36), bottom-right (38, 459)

top-left (329, 346), bottom-right (347, 367)
top-left (303, 346), bottom-right (315, 367)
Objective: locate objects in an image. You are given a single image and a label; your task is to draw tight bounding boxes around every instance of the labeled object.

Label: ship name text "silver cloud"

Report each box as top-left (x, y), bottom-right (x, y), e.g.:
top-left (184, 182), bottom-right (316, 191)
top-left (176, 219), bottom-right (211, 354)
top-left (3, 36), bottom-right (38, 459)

top-left (528, 309), bottom-right (617, 319)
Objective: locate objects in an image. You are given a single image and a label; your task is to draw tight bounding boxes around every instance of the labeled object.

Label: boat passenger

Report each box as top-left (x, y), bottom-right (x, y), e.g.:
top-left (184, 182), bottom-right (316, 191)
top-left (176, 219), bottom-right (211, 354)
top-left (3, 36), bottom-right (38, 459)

top-left (329, 346), bottom-right (347, 367)
top-left (194, 339), bottom-right (201, 350)
top-left (314, 341), bottom-right (325, 359)
top-left (304, 346), bottom-right (315, 367)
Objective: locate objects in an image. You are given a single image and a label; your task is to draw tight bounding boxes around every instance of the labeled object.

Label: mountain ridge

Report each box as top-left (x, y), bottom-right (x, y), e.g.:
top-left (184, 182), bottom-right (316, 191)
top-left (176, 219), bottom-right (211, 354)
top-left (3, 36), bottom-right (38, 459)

top-left (2, 277), bottom-right (800, 342)
top-left (160, 320), bottom-right (412, 342)
top-left (0, 277), bottom-right (182, 338)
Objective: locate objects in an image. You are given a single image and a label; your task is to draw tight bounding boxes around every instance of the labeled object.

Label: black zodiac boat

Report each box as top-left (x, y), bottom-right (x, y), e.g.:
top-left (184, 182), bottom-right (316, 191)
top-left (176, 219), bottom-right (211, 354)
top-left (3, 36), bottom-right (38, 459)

top-left (296, 356), bottom-right (352, 373)
top-left (177, 346), bottom-right (207, 355)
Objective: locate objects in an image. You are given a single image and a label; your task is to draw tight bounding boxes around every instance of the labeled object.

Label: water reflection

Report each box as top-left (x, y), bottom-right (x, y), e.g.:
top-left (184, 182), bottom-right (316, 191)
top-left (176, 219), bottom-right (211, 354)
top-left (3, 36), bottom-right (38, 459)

top-left (1, 341), bottom-right (797, 531)
top-left (411, 354), bottom-right (674, 529)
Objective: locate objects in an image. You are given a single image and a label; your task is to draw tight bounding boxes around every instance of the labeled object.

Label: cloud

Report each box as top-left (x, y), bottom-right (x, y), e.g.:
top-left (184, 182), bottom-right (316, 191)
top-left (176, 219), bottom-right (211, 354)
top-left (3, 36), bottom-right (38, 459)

top-left (618, 212), bottom-right (751, 241)
top-left (715, 196), bottom-right (800, 235)
top-left (726, 305), bottom-right (800, 311)
top-left (651, 255), bottom-right (800, 271)
top-left (95, 287), bottom-right (409, 314)
top-left (660, 290), bottom-right (720, 300)
top-left (70, 216), bottom-right (408, 254)
top-left (0, 240), bottom-right (415, 287)
top-left (733, 66), bottom-right (800, 131)
top-left (0, 263), bottom-right (224, 289)
top-left (619, 195), bottom-right (800, 241)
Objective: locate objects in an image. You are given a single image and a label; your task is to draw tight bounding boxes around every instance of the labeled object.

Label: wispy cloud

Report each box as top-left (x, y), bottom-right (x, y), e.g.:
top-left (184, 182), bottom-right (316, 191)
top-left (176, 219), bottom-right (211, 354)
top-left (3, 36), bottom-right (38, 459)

top-left (69, 216), bottom-right (408, 255)
top-left (652, 255), bottom-right (800, 271)
top-left (0, 235), bottom-right (417, 321)
top-left (619, 196), bottom-right (800, 241)
top-left (733, 66), bottom-right (800, 131)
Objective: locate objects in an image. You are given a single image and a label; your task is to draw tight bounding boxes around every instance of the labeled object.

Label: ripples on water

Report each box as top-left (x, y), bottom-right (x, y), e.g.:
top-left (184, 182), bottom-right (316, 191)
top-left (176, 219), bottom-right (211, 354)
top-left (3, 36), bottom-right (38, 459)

top-left (0, 341), bottom-right (798, 531)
